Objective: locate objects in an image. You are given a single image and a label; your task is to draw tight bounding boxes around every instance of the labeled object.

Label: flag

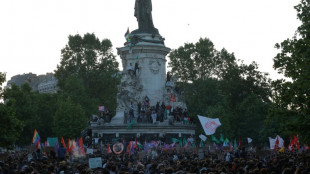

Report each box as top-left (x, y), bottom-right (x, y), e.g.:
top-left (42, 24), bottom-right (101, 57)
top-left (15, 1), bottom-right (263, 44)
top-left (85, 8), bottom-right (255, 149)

top-left (171, 138), bottom-right (180, 142)
top-left (247, 138), bottom-right (252, 143)
top-left (170, 93), bottom-right (176, 102)
top-left (99, 106), bottom-right (105, 111)
top-left (293, 135), bottom-right (300, 149)
top-left (61, 137), bottom-right (67, 148)
top-left (128, 120), bottom-right (134, 128)
top-left (274, 137), bottom-right (279, 152)
top-left (67, 138), bottom-right (72, 152)
top-left (199, 134), bottom-right (207, 142)
top-left (137, 142), bottom-right (143, 149)
top-left (223, 138), bottom-right (230, 147)
top-left (36, 141), bottom-right (41, 149)
top-left (32, 129), bottom-right (40, 144)
top-left (198, 115), bottom-right (221, 135)
top-left (124, 27), bottom-right (130, 38)
top-left (211, 135), bottom-right (220, 144)
top-left (219, 134), bottom-right (224, 142)
top-left (79, 137), bottom-right (85, 155)
top-left (107, 144), bottom-right (112, 154)
top-left (200, 140), bottom-right (205, 148)
top-left (269, 135), bottom-right (284, 150)
top-left (238, 138), bottom-right (242, 147)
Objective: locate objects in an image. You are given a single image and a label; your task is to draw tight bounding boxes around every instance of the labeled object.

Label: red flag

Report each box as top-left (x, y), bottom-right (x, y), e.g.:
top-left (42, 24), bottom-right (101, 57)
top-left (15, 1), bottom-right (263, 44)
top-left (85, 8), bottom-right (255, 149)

top-left (107, 144), bottom-right (112, 154)
top-left (67, 138), bottom-right (72, 152)
top-left (61, 137), bottom-right (67, 148)
top-left (238, 138), bottom-right (242, 147)
top-left (36, 141), bottom-right (41, 149)
top-left (170, 93), bottom-right (176, 102)
top-left (274, 137), bottom-right (279, 152)
top-left (79, 138), bottom-right (85, 155)
top-left (294, 135), bottom-right (300, 149)
top-left (288, 136), bottom-right (293, 151)
top-left (126, 142), bottom-right (131, 154)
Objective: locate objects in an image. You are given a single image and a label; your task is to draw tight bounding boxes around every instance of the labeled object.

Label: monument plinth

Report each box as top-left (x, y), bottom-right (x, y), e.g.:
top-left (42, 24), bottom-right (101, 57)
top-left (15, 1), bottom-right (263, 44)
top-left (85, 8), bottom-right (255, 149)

top-left (90, 0), bottom-right (196, 141)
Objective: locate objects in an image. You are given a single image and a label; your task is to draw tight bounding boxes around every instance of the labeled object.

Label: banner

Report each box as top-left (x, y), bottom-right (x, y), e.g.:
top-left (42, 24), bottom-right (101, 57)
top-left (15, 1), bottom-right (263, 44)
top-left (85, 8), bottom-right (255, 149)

top-left (89, 157), bottom-right (102, 169)
top-left (198, 115), bottom-right (221, 135)
top-left (47, 137), bottom-right (58, 147)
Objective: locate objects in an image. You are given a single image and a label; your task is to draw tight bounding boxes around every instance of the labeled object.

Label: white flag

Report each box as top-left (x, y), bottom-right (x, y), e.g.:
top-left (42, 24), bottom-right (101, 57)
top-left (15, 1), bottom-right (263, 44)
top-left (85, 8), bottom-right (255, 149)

top-left (199, 134), bottom-right (207, 142)
top-left (247, 138), bottom-right (252, 143)
top-left (198, 115), bottom-right (221, 135)
top-left (269, 135), bottom-right (284, 149)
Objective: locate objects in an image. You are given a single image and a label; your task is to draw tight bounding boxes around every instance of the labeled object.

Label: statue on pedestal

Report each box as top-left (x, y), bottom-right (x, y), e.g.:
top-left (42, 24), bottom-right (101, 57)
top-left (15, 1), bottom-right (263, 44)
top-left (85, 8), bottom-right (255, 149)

top-left (133, 0), bottom-right (159, 34)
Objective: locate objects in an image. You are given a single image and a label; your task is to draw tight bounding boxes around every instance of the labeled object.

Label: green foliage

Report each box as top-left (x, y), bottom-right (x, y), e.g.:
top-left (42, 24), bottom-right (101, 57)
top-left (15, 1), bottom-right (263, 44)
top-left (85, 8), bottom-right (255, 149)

top-left (4, 83), bottom-right (57, 145)
top-left (169, 38), bottom-right (271, 145)
top-left (0, 72), bottom-right (24, 149)
top-left (55, 33), bottom-right (120, 117)
top-left (269, 0), bottom-right (310, 143)
top-left (53, 96), bottom-right (88, 139)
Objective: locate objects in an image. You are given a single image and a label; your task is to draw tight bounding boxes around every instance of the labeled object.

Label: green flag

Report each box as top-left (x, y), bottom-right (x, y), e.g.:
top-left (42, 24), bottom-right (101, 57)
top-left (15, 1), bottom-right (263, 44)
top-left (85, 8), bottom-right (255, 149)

top-left (192, 142), bottom-right (196, 148)
top-left (211, 135), bottom-right (220, 144)
top-left (183, 137), bottom-right (187, 147)
top-left (220, 134), bottom-right (224, 142)
top-left (171, 138), bottom-right (180, 142)
top-left (200, 140), bottom-right (205, 148)
top-left (128, 120), bottom-right (134, 128)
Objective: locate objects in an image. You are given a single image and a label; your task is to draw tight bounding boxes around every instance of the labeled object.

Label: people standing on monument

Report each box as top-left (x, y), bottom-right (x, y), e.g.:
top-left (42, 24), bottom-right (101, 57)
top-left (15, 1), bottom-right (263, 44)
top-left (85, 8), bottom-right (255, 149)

top-left (134, 62), bottom-right (139, 76)
top-left (167, 72), bottom-right (171, 82)
top-left (124, 108), bottom-right (128, 124)
top-left (137, 101), bottom-right (142, 115)
top-left (127, 63), bottom-right (134, 76)
top-left (151, 111), bottom-right (157, 124)
top-left (155, 101), bottom-right (160, 112)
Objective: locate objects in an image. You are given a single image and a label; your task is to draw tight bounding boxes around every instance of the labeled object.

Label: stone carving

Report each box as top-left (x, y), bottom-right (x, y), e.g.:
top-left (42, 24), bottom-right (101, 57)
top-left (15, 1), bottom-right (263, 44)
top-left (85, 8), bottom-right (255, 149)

top-left (149, 60), bottom-right (161, 74)
top-left (133, 0), bottom-right (159, 34)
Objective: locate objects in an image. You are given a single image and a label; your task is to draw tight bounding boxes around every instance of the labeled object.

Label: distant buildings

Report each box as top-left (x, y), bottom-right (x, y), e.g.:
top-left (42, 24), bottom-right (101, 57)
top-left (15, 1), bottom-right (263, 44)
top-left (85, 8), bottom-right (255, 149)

top-left (5, 73), bottom-right (58, 94)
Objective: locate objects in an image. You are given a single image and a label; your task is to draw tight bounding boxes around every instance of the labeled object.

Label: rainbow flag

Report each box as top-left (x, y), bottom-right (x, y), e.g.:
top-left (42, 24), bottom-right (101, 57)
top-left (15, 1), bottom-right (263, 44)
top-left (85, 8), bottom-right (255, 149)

top-left (32, 129), bottom-right (40, 144)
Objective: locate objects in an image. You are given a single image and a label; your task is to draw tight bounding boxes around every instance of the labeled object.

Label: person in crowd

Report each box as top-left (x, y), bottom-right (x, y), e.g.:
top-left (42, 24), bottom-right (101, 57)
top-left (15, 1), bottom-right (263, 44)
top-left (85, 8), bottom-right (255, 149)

top-left (58, 144), bottom-right (67, 161)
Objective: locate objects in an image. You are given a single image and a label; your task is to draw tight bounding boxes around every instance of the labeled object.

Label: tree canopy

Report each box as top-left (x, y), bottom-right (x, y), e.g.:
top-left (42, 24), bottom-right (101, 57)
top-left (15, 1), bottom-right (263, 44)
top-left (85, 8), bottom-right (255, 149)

top-left (269, 0), bottom-right (310, 143)
top-left (55, 33), bottom-right (120, 117)
top-left (0, 72), bottom-right (24, 149)
top-left (169, 38), bottom-right (271, 145)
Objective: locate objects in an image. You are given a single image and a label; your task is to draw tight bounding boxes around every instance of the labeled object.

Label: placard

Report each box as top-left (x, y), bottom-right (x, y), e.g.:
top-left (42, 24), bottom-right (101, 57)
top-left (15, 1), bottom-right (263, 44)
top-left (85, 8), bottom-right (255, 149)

top-left (86, 148), bottom-right (94, 154)
top-left (89, 157), bottom-right (102, 169)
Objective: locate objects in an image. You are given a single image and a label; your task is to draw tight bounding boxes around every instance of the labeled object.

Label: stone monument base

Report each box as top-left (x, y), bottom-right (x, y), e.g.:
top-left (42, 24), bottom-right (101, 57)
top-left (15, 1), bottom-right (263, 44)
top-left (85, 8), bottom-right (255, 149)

top-left (90, 119), bottom-right (196, 143)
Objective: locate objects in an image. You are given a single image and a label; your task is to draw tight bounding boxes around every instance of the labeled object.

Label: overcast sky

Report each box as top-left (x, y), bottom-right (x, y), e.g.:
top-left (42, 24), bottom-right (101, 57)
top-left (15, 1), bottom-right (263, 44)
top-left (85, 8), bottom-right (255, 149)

top-left (0, 0), bottom-right (301, 86)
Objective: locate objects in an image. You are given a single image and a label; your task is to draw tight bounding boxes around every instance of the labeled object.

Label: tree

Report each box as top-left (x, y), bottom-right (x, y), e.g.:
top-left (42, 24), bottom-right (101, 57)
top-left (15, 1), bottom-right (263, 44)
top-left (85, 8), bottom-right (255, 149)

top-left (169, 38), bottom-right (271, 145)
top-left (270, 0), bottom-right (310, 143)
top-left (0, 72), bottom-right (24, 149)
top-left (3, 83), bottom-right (57, 145)
top-left (53, 96), bottom-right (88, 139)
top-left (55, 33), bottom-right (120, 117)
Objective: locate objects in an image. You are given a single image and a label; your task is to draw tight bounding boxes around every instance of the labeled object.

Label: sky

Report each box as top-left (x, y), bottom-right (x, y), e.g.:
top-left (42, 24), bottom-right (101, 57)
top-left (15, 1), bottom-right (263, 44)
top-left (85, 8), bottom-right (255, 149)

top-left (0, 0), bottom-right (301, 87)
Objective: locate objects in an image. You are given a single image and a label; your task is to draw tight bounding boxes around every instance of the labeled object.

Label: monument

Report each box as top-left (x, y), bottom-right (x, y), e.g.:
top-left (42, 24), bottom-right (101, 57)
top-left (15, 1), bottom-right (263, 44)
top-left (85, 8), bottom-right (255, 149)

top-left (90, 0), bottom-right (195, 142)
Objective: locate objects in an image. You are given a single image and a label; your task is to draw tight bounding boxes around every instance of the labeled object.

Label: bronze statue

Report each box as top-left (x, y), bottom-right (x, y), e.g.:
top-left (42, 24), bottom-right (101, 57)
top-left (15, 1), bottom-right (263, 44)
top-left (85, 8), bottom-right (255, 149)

top-left (133, 0), bottom-right (159, 34)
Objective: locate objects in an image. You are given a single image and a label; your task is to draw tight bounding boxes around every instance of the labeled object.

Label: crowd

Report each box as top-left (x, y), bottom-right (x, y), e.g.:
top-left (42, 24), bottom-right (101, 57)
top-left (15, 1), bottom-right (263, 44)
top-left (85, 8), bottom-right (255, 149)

top-left (0, 144), bottom-right (309, 174)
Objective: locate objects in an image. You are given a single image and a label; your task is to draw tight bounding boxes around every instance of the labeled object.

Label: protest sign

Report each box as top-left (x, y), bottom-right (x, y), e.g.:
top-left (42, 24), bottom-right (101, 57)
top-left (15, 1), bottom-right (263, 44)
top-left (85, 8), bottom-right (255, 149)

top-left (89, 157), bottom-right (102, 169)
top-left (86, 148), bottom-right (94, 154)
